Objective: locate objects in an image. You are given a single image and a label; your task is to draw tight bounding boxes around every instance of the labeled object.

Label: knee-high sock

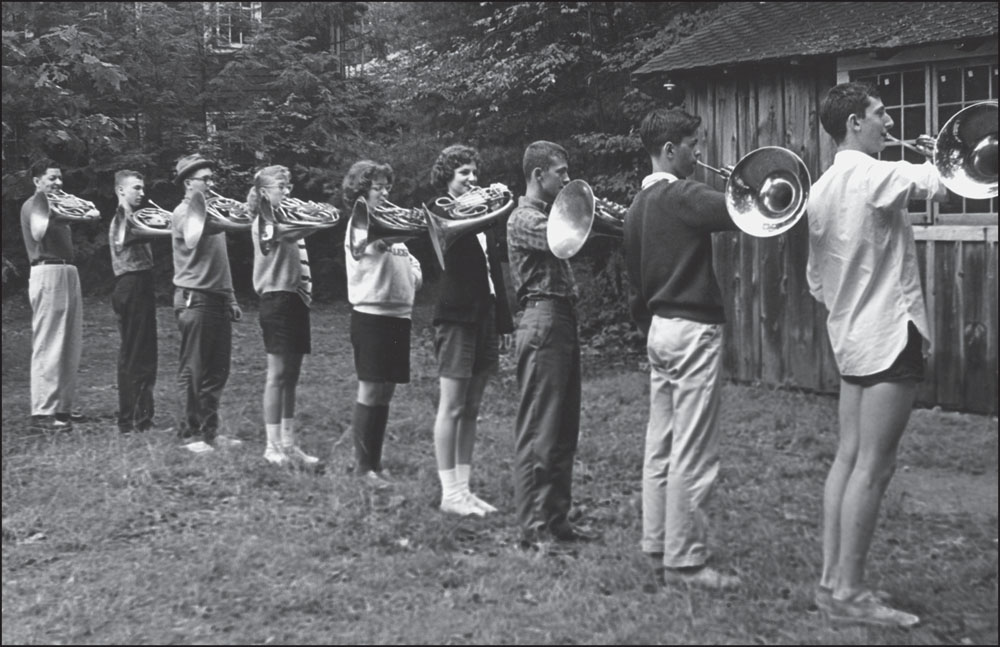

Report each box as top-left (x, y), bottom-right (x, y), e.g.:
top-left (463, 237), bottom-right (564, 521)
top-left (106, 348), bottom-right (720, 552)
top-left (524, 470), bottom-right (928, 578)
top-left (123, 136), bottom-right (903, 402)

top-left (352, 402), bottom-right (375, 473)
top-left (369, 404), bottom-right (390, 472)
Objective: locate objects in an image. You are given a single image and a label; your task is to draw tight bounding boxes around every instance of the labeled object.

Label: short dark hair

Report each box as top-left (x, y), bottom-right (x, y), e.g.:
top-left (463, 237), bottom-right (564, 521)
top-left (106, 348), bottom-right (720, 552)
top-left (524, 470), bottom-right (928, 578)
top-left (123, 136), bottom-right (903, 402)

top-left (638, 108), bottom-right (702, 157)
top-left (342, 160), bottom-right (394, 206)
top-left (522, 141), bottom-right (568, 182)
top-left (30, 159), bottom-right (59, 179)
top-left (431, 144), bottom-right (481, 191)
top-left (819, 82), bottom-right (879, 144)
top-left (115, 170), bottom-right (144, 187)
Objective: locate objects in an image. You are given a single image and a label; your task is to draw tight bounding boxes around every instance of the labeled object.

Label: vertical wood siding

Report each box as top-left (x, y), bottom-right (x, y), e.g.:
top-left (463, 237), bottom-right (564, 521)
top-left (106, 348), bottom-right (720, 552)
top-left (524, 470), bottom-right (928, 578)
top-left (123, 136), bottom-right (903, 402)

top-left (684, 63), bottom-right (998, 414)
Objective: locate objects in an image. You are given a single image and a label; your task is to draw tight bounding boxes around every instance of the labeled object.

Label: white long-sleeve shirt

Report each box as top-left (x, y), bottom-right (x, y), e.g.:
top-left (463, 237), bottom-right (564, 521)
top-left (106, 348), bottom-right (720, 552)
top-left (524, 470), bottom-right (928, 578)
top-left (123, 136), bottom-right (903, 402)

top-left (806, 150), bottom-right (947, 376)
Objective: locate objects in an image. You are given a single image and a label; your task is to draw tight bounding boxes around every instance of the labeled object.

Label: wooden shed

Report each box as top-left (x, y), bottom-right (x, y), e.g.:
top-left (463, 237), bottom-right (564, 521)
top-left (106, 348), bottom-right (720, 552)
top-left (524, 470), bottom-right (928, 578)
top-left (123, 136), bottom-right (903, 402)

top-left (632, 1), bottom-right (998, 414)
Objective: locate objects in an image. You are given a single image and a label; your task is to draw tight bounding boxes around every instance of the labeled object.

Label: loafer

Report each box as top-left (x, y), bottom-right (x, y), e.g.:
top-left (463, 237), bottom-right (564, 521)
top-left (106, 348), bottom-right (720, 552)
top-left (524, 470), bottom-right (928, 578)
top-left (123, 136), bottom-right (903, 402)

top-left (440, 496), bottom-right (486, 517)
top-left (360, 470), bottom-right (394, 490)
top-left (183, 440), bottom-right (215, 454)
top-left (284, 445), bottom-right (319, 466)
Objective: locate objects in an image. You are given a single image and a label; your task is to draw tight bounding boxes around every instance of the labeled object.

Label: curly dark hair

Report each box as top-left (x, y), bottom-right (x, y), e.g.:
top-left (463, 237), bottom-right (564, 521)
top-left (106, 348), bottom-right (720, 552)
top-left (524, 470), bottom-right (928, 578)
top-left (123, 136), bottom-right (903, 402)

top-left (819, 82), bottom-right (880, 144)
top-left (342, 160), bottom-right (394, 206)
top-left (430, 144), bottom-right (481, 192)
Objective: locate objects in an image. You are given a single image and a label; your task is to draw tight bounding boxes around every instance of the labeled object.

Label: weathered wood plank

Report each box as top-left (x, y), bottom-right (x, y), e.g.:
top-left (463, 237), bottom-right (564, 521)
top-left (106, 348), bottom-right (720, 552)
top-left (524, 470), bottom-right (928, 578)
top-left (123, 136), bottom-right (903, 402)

top-left (934, 241), bottom-right (964, 408)
top-left (755, 71), bottom-right (784, 384)
top-left (915, 240), bottom-right (937, 406)
top-left (960, 241), bottom-right (996, 414)
top-left (783, 70), bottom-right (821, 389)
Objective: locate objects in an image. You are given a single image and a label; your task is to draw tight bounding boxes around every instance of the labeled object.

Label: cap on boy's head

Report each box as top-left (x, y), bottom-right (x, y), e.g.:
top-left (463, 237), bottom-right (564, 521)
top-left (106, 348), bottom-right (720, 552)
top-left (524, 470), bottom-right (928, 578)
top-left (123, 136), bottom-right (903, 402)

top-left (175, 154), bottom-right (212, 184)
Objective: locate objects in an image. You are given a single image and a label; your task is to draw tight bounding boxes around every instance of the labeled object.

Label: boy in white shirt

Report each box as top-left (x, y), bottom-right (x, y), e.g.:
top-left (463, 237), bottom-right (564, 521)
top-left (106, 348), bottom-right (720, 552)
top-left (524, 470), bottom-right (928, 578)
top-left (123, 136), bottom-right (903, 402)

top-left (807, 81), bottom-right (948, 628)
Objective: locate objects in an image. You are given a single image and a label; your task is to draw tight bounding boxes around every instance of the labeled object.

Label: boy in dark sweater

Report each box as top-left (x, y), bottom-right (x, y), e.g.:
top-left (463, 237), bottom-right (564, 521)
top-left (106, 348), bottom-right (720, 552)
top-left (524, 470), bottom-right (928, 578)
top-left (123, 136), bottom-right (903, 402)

top-left (623, 108), bottom-right (740, 590)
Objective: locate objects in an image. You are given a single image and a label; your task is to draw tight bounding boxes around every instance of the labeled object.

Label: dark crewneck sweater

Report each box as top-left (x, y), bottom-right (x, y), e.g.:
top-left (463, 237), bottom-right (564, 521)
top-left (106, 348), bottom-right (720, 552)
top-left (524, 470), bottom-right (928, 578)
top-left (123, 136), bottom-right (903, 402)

top-left (623, 177), bottom-right (737, 333)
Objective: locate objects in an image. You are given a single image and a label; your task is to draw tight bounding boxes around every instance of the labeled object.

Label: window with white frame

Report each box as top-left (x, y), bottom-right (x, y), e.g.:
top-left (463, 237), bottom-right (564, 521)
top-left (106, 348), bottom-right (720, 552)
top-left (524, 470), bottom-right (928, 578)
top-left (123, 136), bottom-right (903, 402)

top-left (205, 2), bottom-right (261, 50)
top-left (850, 57), bottom-right (997, 226)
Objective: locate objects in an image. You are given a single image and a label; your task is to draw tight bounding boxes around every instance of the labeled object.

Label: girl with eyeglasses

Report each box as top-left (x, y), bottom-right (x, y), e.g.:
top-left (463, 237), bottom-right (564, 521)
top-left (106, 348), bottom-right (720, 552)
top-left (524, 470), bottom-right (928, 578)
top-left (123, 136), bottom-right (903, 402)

top-left (342, 160), bottom-right (423, 487)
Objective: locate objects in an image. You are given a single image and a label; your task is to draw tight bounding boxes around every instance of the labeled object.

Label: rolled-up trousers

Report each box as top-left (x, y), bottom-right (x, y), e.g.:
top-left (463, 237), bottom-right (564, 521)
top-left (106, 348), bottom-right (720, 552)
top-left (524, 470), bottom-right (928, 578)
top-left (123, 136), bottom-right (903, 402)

top-left (112, 271), bottom-right (157, 432)
top-left (513, 298), bottom-right (581, 534)
top-left (174, 288), bottom-right (231, 442)
top-left (28, 265), bottom-right (82, 417)
top-left (641, 316), bottom-right (724, 568)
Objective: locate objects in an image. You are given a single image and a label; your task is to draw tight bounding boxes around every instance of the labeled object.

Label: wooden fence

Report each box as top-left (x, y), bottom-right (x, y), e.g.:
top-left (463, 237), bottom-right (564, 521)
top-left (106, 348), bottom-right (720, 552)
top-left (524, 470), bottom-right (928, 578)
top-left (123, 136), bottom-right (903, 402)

top-left (679, 62), bottom-right (998, 414)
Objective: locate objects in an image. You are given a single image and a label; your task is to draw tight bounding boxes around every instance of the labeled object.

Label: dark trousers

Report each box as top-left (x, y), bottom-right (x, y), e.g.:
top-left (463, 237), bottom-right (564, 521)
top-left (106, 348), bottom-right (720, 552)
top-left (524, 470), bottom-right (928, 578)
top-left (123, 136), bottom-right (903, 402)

top-left (112, 271), bottom-right (158, 432)
top-left (513, 298), bottom-right (581, 534)
top-left (174, 288), bottom-right (231, 441)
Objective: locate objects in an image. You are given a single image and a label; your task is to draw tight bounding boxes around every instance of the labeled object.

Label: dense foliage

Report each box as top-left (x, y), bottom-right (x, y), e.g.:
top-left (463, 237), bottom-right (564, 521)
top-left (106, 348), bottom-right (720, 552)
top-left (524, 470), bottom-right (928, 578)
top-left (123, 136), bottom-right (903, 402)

top-left (2, 1), bottom-right (719, 323)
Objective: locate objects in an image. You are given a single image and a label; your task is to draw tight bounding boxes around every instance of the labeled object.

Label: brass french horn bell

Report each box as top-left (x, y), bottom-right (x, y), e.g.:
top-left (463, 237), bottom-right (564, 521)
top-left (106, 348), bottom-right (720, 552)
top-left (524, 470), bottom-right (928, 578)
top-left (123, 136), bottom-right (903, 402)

top-left (889, 101), bottom-right (998, 199)
top-left (27, 190), bottom-right (101, 242)
top-left (181, 190), bottom-right (252, 249)
top-left (697, 146), bottom-right (810, 238)
top-left (114, 200), bottom-right (173, 251)
top-left (257, 196), bottom-right (342, 256)
top-left (425, 184), bottom-right (515, 270)
top-left (546, 179), bottom-right (627, 260)
top-left (347, 197), bottom-right (426, 260)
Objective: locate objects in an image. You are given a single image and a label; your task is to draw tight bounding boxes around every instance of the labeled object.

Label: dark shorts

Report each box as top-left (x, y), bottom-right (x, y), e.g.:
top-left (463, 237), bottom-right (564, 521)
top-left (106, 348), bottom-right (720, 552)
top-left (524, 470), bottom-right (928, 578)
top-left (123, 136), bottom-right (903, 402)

top-left (434, 301), bottom-right (499, 379)
top-left (351, 310), bottom-right (411, 383)
top-left (841, 322), bottom-right (924, 387)
top-left (259, 291), bottom-right (311, 355)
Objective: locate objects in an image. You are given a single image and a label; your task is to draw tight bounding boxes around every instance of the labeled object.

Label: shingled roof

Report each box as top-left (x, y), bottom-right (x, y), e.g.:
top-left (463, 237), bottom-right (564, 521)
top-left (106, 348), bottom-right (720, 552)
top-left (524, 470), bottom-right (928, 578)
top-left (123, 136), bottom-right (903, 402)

top-left (633, 1), bottom-right (998, 77)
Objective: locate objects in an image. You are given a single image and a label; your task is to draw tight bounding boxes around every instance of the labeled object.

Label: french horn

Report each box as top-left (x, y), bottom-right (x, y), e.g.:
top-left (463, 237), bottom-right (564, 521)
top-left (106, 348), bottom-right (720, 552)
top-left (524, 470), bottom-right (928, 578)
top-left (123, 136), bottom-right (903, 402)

top-left (697, 146), bottom-right (810, 238)
top-left (257, 196), bottom-right (342, 256)
top-left (26, 190), bottom-right (101, 242)
top-left (113, 200), bottom-right (173, 251)
top-left (347, 197), bottom-right (426, 260)
top-left (181, 190), bottom-right (252, 249)
top-left (886, 100), bottom-right (997, 199)
top-left (546, 180), bottom-right (627, 260)
top-left (425, 183), bottom-right (515, 270)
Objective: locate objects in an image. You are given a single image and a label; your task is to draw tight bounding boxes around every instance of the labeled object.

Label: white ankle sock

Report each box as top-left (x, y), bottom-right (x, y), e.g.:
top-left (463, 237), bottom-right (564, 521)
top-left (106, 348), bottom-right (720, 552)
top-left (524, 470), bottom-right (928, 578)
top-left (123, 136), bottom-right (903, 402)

top-left (266, 423), bottom-right (282, 447)
top-left (280, 418), bottom-right (295, 449)
top-left (438, 468), bottom-right (462, 503)
top-left (455, 463), bottom-right (471, 494)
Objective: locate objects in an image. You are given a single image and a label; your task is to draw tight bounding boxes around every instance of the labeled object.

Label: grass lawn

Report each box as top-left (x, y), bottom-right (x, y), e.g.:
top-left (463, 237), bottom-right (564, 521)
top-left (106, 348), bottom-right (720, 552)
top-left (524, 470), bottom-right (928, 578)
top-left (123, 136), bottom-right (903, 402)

top-left (2, 291), bottom-right (997, 644)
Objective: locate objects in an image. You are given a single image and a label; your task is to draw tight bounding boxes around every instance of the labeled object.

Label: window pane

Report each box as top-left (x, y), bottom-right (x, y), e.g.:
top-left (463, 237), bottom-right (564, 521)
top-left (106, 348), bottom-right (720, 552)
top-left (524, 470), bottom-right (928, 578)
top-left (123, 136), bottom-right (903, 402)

top-left (964, 65), bottom-right (989, 101)
top-left (879, 73), bottom-right (901, 106)
top-left (881, 145), bottom-right (902, 162)
top-left (937, 104), bottom-right (960, 130)
top-left (965, 197), bottom-right (992, 214)
top-left (938, 68), bottom-right (961, 103)
top-left (886, 106), bottom-right (901, 130)
top-left (902, 69), bottom-right (924, 104)
top-left (903, 148), bottom-right (924, 165)
top-left (902, 106), bottom-right (925, 140)
top-left (907, 199), bottom-right (928, 221)
top-left (938, 190), bottom-right (963, 214)
top-left (856, 74), bottom-right (876, 89)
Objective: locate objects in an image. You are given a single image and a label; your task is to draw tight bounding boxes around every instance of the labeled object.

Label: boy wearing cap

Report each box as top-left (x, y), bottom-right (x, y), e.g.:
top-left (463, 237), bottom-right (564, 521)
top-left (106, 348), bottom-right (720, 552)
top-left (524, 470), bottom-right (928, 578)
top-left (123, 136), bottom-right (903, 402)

top-left (171, 154), bottom-right (243, 453)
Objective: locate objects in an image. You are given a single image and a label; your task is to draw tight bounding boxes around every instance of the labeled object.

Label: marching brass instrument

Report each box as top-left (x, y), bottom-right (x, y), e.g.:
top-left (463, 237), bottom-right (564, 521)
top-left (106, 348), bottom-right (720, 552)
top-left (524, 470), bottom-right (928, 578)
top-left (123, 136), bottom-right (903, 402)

top-left (347, 197), bottom-right (427, 260)
top-left (26, 190), bottom-right (101, 242)
top-left (426, 183), bottom-right (515, 270)
top-left (257, 196), bottom-right (343, 256)
top-left (886, 100), bottom-right (997, 200)
top-left (113, 200), bottom-right (173, 251)
top-left (181, 190), bottom-right (252, 248)
top-left (546, 179), bottom-right (628, 260)
top-left (696, 146), bottom-right (810, 238)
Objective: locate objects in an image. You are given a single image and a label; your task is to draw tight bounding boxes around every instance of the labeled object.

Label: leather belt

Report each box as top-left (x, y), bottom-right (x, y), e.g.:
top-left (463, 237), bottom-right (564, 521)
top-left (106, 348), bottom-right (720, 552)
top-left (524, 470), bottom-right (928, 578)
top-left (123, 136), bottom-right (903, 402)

top-left (31, 259), bottom-right (72, 266)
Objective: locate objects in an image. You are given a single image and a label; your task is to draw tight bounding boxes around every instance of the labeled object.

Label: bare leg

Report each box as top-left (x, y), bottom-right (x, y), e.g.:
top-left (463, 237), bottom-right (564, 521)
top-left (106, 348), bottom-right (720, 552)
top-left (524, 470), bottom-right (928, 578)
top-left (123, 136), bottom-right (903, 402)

top-left (433, 376), bottom-right (470, 470)
top-left (456, 372), bottom-right (490, 465)
top-left (834, 381), bottom-right (915, 598)
top-left (820, 380), bottom-right (862, 589)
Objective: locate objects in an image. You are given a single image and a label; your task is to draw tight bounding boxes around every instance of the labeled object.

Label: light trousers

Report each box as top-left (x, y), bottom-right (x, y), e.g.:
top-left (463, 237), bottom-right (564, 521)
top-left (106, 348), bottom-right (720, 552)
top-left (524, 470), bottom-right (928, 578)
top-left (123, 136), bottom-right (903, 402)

top-left (28, 264), bottom-right (83, 416)
top-left (641, 316), bottom-right (724, 568)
